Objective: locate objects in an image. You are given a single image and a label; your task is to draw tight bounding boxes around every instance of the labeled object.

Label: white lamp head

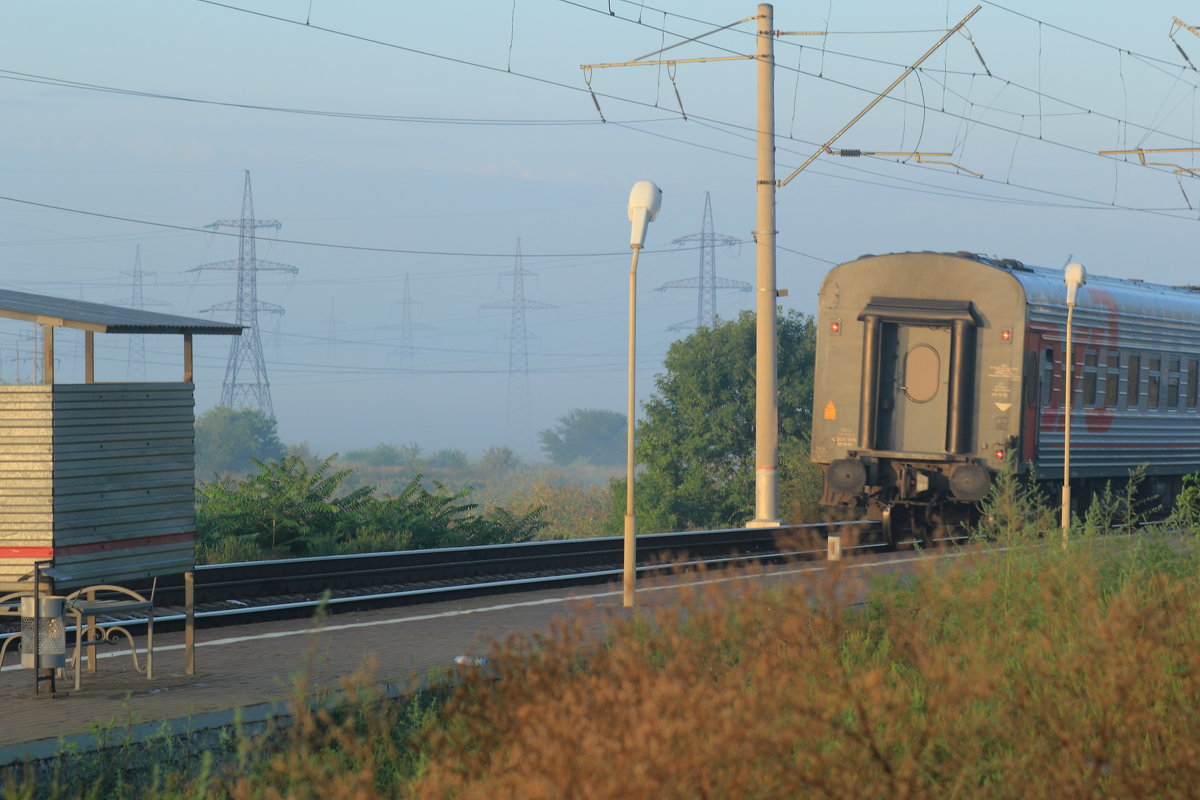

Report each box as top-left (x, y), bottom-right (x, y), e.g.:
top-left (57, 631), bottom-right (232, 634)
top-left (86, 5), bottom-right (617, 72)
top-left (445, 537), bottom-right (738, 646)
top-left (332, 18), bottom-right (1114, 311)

top-left (627, 181), bottom-right (662, 249)
top-left (1064, 262), bottom-right (1087, 306)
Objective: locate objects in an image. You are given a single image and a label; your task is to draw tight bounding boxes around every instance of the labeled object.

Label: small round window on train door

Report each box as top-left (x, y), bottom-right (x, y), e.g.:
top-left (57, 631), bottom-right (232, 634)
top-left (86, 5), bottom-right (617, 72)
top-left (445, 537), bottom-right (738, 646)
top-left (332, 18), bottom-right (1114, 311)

top-left (904, 344), bottom-right (940, 403)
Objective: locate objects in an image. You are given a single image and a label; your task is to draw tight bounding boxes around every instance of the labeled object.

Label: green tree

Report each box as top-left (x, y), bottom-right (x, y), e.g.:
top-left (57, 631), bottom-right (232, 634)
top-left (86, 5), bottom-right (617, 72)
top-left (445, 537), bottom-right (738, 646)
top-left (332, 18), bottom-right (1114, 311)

top-left (480, 445), bottom-right (522, 473)
top-left (630, 310), bottom-right (817, 531)
top-left (194, 405), bottom-right (286, 478)
top-left (426, 448), bottom-right (469, 470)
top-left (539, 408), bottom-right (627, 466)
top-left (352, 477), bottom-right (547, 550)
top-left (195, 455), bottom-right (551, 563)
top-left (342, 442), bottom-right (422, 467)
top-left (196, 454), bottom-right (373, 557)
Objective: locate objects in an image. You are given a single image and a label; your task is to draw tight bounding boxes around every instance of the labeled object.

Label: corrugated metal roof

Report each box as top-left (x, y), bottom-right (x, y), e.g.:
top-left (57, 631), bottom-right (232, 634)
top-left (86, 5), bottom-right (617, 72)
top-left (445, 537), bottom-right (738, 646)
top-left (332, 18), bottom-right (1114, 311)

top-left (0, 288), bottom-right (243, 335)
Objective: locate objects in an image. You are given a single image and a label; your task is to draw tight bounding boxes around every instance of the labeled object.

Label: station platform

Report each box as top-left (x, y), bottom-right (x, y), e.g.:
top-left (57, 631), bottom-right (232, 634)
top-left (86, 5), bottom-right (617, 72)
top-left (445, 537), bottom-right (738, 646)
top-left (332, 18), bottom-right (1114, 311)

top-left (0, 553), bottom-right (909, 765)
top-left (0, 580), bottom-right (631, 765)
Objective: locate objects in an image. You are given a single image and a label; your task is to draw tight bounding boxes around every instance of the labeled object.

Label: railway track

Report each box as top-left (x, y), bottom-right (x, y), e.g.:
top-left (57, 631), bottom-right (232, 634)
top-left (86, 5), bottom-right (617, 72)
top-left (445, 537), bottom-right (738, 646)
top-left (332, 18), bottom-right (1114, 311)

top-left (70, 521), bottom-right (887, 633)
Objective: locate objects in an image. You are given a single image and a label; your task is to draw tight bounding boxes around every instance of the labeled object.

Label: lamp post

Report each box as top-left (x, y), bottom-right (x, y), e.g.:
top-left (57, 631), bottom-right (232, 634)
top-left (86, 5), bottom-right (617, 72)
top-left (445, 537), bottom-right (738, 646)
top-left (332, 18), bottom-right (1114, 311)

top-left (1062, 262), bottom-right (1087, 543)
top-left (624, 181), bottom-right (663, 608)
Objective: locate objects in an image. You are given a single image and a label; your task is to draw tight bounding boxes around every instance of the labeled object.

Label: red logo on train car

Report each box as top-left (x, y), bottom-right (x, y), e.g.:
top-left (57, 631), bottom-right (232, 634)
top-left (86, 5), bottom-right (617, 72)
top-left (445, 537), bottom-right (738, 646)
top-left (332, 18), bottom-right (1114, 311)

top-left (1039, 287), bottom-right (1119, 435)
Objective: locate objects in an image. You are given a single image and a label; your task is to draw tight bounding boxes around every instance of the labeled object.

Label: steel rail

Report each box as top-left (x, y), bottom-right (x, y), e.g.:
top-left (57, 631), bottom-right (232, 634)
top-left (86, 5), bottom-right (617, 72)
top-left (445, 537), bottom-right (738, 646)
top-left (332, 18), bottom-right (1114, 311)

top-left (141, 520), bottom-right (875, 603)
top-left (75, 521), bottom-right (883, 629)
top-left (0, 522), bottom-right (884, 642)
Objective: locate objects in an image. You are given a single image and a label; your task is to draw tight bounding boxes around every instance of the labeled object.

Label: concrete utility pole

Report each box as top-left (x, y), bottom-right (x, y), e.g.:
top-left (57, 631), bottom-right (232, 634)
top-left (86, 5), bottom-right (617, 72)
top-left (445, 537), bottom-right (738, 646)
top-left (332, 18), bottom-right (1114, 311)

top-left (584, 4), bottom-right (978, 527)
top-left (749, 3), bottom-right (779, 526)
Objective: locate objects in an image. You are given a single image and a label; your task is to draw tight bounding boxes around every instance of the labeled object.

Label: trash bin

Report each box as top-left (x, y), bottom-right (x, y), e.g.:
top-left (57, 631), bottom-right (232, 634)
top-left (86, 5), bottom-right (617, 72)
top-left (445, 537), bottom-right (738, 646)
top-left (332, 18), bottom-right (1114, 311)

top-left (20, 595), bottom-right (66, 670)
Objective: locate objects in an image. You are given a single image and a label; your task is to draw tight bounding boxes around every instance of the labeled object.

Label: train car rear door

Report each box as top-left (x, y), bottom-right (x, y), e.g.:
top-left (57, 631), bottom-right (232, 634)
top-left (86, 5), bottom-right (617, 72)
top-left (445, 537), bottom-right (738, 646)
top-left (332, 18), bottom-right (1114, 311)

top-left (876, 323), bottom-right (952, 453)
top-left (858, 298), bottom-right (978, 456)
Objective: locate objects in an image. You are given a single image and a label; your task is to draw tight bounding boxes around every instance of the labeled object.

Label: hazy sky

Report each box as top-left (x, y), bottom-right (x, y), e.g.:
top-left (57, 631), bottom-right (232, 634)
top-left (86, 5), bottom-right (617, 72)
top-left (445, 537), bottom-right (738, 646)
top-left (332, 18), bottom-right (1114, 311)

top-left (1, 1), bottom-right (1198, 457)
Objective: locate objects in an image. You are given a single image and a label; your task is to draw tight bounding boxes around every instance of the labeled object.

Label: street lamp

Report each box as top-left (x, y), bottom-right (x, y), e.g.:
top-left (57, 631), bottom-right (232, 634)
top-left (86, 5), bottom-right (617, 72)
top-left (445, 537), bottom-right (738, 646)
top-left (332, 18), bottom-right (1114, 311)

top-left (1062, 262), bottom-right (1087, 543)
top-left (625, 180), bottom-right (662, 608)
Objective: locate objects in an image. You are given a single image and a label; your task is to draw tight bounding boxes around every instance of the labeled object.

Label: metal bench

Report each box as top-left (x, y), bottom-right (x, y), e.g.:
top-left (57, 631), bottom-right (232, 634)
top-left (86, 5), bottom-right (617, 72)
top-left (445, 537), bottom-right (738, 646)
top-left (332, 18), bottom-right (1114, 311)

top-left (65, 584), bottom-right (156, 691)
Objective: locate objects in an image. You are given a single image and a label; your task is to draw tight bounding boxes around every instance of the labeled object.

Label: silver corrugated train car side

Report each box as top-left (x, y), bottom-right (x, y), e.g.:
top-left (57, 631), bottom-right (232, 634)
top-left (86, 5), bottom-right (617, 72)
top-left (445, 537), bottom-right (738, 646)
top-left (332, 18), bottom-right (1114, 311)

top-left (810, 251), bottom-right (1200, 541)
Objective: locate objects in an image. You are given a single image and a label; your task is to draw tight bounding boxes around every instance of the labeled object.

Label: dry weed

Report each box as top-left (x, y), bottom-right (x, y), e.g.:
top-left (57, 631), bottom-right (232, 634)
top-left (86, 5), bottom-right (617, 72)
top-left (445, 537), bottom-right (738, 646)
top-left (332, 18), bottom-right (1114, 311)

top-left (411, 543), bottom-right (1200, 799)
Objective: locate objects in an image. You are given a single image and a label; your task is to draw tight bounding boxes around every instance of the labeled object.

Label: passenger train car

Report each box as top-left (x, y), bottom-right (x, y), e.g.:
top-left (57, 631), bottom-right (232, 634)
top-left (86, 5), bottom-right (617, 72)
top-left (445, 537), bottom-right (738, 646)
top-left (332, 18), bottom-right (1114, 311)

top-left (810, 251), bottom-right (1200, 540)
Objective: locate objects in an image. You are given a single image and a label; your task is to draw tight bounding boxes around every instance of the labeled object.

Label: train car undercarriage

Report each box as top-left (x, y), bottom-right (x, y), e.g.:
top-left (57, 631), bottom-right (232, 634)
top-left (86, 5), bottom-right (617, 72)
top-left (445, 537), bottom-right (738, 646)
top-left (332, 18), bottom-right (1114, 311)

top-left (823, 456), bottom-right (992, 546)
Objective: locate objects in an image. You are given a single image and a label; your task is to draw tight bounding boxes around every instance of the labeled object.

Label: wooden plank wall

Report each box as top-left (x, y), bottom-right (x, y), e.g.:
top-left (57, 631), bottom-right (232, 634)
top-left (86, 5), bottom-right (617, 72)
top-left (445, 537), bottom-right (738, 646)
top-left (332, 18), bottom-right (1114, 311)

top-left (0, 383), bottom-right (196, 592)
top-left (0, 386), bottom-right (53, 589)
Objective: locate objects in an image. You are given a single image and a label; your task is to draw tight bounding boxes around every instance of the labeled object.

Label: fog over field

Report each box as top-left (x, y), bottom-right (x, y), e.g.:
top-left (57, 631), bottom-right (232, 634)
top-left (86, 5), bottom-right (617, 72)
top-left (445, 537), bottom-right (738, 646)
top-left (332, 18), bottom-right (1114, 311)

top-left (0, 0), bottom-right (1195, 456)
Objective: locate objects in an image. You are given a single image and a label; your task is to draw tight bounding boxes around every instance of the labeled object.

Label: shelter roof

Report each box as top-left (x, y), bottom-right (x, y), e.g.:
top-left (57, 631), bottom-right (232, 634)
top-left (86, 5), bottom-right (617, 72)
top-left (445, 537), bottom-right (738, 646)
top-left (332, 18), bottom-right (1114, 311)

top-left (0, 288), bottom-right (243, 335)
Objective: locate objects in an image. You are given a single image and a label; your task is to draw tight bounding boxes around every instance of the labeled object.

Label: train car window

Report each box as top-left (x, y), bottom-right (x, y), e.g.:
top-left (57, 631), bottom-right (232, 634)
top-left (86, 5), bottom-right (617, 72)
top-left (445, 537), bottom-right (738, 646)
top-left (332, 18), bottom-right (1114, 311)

top-left (1189, 359), bottom-right (1199, 409)
top-left (1082, 350), bottom-right (1098, 406)
top-left (1041, 348), bottom-right (1055, 407)
top-left (1168, 358), bottom-right (1181, 408)
top-left (1104, 351), bottom-right (1120, 407)
top-left (903, 345), bottom-right (940, 403)
top-left (1127, 354), bottom-right (1141, 408)
top-left (1148, 356), bottom-right (1162, 408)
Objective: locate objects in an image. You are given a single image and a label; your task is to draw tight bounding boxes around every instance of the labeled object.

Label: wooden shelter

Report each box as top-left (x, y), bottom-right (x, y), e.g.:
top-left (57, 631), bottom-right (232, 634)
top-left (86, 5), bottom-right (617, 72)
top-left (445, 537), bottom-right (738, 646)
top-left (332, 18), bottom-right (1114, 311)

top-left (0, 288), bottom-right (241, 591)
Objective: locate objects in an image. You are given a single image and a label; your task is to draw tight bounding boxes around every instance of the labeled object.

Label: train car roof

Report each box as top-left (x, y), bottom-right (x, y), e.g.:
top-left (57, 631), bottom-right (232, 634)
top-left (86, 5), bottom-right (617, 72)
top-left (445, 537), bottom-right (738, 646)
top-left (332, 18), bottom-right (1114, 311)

top-left (851, 251), bottom-right (1200, 321)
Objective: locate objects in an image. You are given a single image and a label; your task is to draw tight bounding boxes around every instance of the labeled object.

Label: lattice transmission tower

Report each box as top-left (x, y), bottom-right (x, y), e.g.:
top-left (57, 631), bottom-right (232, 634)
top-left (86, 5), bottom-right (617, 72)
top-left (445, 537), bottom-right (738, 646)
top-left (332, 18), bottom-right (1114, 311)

top-left (480, 240), bottom-right (556, 448)
top-left (192, 171), bottom-right (297, 417)
top-left (326, 298), bottom-right (341, 361)
top-left (111, 244), bottom-right (170, 380)
top-left (657, 192), bottom-right (750, 331)
top-left (392, 273), bottom-right (434, 373)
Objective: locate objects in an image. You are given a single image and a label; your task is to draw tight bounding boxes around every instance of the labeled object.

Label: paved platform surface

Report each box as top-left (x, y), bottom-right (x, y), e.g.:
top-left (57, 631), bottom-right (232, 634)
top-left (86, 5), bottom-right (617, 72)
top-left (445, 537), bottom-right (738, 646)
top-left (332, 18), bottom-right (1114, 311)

top-left (0, 553), bottom-right (919, 763)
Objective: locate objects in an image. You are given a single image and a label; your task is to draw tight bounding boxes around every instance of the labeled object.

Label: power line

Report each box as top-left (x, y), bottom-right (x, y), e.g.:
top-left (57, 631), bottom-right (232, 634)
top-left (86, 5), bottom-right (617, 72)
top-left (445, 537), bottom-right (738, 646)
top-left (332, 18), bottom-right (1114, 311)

top-left (35, 0), bottom-right (1193, 160)
top-left (0, 192), bottom-right (723, 259)
top-left (12, 0), bottom-right (1198, 257)
top-left (0, 66), bottom-right (673, 127)
top-left (48, 0), bottom-right (1200, 223)
top-left (979, 0), bottom-right (1188, 69)
top-left (569, 1), bottom-right (1200, 175)
top-left (187, 0), bottom-right (1200, 169)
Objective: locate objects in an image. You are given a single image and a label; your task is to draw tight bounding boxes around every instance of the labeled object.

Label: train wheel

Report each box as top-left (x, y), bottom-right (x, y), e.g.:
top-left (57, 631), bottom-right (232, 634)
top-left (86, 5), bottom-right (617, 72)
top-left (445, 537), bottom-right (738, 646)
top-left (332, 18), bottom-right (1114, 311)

top-left (932, 505), bottom-right (975, 545)
top-left (911, 508), bottom-right (934, 550)
top-left (883, 505), bottom-right (939, 549)
top-left (882, 505), bottom-right (918, 548)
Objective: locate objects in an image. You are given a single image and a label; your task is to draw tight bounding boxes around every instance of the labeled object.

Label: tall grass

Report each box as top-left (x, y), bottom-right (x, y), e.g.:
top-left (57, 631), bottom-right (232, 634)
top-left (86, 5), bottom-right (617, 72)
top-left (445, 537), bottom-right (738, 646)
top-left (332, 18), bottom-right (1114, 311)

top-left (412, 534), bottom-right (1200, 798)
top-left (8, 527), bottom-right (1200, 797)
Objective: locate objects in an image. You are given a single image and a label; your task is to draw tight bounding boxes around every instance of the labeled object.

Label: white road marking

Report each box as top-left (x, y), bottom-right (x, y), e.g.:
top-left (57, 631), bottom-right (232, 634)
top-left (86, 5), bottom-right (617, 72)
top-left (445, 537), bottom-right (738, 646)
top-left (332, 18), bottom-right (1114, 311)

top-left (2, 552), bottom-right (936, 670)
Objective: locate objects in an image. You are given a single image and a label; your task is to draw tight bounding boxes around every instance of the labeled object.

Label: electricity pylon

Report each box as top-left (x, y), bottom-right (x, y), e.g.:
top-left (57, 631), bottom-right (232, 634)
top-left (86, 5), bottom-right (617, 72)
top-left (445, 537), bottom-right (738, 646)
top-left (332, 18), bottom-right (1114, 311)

top-left (111, 245), bottom-right (170, 380)
top-left (657, 192), bottom-right (750, 332)
top-left (377, 274), bottom-right (434, 374)
top-left (326, 298), bottom-right (341, 361)
top-left (394, 273), bottom-right (435, 373)
top-left (480, 240), bottom-right (556, 450)
top-left (192, 170), bottom-right (297, 417)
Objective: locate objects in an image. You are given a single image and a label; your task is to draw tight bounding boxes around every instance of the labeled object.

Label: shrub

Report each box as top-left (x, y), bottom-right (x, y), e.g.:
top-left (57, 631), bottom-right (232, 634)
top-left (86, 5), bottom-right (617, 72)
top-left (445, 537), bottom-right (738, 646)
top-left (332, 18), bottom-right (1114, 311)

top-left (411, 540), bottom-right (1200, 798)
